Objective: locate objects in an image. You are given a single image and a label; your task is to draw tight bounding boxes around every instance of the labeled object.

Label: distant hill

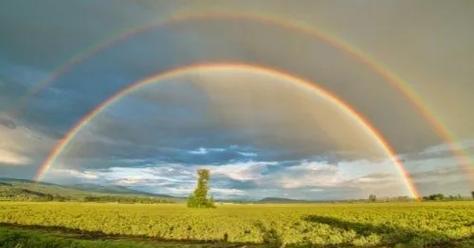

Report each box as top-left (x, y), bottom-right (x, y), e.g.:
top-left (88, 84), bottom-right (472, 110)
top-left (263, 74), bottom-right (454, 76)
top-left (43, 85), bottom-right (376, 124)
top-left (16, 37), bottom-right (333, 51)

top-left (71, 183), bottom-right (146, 194)
top-left (0, 178), bottom-right (180, 203)
top-left (70, 183), bottom-right (174, 198)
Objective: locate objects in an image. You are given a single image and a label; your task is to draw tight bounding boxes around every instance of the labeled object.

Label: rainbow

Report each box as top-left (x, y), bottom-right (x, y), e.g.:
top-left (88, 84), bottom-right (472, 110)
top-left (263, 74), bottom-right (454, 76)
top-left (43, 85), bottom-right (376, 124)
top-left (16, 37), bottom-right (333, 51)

top-left (33, 63), bottom-right (421, 199)
top-left (21, 12), bottom-right (471, 184)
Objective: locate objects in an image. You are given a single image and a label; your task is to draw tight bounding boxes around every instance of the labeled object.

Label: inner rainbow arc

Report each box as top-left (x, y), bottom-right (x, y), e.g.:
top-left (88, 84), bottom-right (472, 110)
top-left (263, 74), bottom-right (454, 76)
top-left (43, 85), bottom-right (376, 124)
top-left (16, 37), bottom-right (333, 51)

top-left (33, 63), bottom-right (420, 199)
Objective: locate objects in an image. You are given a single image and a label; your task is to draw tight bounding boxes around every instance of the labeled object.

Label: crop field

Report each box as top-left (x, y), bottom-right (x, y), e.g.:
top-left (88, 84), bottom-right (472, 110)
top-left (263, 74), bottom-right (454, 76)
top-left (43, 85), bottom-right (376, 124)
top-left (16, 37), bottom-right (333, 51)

top-left (0, 201), bottom-right (473, 247)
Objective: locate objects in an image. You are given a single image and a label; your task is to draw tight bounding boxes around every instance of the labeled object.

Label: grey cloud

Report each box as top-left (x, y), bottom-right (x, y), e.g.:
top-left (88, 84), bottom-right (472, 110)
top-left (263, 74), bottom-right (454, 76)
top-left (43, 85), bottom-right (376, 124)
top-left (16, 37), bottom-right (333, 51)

top-left (0, 117), bottom-right (16, 129)
top-left (411, 167), bottom-right (465, 183)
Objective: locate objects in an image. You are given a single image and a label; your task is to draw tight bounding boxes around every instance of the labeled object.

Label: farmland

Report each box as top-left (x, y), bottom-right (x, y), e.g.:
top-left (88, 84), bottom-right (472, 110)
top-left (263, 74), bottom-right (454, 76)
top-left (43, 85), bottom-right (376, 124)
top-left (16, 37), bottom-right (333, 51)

top-left (0, 201), bottom-right (473, 247)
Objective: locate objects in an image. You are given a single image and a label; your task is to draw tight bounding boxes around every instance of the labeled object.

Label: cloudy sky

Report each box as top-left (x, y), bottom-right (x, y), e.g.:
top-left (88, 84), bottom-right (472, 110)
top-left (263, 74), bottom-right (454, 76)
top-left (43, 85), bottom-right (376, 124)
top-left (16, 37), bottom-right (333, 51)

top-left (1, 0), bottom-right (473, 200)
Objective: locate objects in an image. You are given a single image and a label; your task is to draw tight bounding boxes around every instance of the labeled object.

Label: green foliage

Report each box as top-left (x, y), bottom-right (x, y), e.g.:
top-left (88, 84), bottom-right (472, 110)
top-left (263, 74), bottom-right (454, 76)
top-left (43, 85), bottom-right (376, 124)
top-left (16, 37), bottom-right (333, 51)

top-left (0, 226), bottom-right (150, 248)
top-left (83, 196), bottom-right (173, 204)
top-left (187, 169), bottom-right (215, 208)
top-left (424, 193), bottom-right (445, 201)
top-left (421, 193), bottom-right (470, 202)
top-left (368, 194), bottom-right (377, 202)
top-left (0, 226), bottom-right (232, 248)
top-left (0, 201), bottom-right (472, 247)
top-left (0, 185), bottom-right (69, 202)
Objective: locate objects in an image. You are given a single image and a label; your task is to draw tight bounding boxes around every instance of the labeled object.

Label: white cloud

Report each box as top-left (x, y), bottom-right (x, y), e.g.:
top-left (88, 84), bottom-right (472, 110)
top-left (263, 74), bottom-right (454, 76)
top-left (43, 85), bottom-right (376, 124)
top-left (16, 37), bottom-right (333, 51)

top-left (44, 158), bottom-right (408, 198)
top-left (44, 161), bottom-right (276, 197)
top-left (0, 148), bottom-right (31, 165)
top-left (347, 173), bottom-right (398, 187)
top-left (188, 147), bottom-right (208, 155)
top-left (47, 168), bottom-right (99, 180)
top-left (420, 139), bottom-right (474, 156)
top-left (0, 120), bottom-right (55, 166)
top-left (276, 161), bottom-right (342, 189)
top-left (210, 188), bottom-right (245, 196)
top-left (188, 147), bottom-right (226, 155)
top-left (43, 149), bottom-right (470, 199)
top-left (203, 161), bottom-right (276, 181)
top-left (161, 186), bottom-right (193, 195)
top-left (144, 186), bottom-right (243, 198)
top-left (238, 152), bottom-right (258, 157)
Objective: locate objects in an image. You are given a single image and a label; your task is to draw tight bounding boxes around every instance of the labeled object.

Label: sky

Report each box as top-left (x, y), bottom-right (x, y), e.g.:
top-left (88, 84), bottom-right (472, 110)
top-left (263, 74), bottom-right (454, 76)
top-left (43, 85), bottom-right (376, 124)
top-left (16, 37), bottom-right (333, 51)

top-left (0, 0), bottom-right (473, 200)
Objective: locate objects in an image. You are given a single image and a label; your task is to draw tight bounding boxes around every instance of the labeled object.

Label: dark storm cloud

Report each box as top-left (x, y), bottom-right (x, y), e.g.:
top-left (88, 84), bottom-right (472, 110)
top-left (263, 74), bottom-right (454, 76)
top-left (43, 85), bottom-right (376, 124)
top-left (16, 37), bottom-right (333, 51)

top-left (0, 3), bottom-right (443, 155)
top-left (0, 73), bottom-right (29, 113)
top-left (51, 78), bottom-right (370, 168)
top-left (0, 0), bottom-right (192, 142)
top-left (400, 140), bottom-right (474, 163)
top-left (0, 162), bottom-right (38, 178)
top-left (0, 117), bottom-right (16, 129)
top-left (1, 0), bottom-right (472, 149)
top-left (412, 166), bottom-right (471, 196)
top-left (411, 167), bottom-right (462, 181)
top-left (0, 0), bottom-right (183, 69)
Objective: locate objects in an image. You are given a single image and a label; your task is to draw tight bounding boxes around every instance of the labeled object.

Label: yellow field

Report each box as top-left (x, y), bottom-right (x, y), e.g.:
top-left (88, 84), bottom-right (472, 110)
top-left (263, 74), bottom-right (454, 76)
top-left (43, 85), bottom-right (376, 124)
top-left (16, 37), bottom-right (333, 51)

top-left (0, 201), bottom-right (473, 247)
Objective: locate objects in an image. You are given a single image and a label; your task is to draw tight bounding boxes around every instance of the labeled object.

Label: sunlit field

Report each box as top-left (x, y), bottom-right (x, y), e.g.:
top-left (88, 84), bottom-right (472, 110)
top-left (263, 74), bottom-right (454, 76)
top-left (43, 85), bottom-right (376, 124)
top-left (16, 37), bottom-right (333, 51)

top-left (2, 1), bottom-right (474, 248)
top-left (1, 201), bottom-right (473, 247)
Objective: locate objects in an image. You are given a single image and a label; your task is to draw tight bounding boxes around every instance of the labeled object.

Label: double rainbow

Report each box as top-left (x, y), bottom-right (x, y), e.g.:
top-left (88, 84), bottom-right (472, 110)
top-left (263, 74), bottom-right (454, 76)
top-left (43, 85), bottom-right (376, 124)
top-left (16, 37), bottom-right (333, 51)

top-left (27, 12), bottom-right (473, 194)
top-left (33, 63), bottom-right (420, 198)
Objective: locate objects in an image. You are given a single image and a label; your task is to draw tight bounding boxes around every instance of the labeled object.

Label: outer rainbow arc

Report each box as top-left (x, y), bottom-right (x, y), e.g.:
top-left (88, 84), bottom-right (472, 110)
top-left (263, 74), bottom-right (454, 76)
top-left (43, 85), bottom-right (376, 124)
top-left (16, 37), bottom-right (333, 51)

top-left (34, 63), bottom-right (420, 199)
top-left (16, 12), bottom-right (472, 184)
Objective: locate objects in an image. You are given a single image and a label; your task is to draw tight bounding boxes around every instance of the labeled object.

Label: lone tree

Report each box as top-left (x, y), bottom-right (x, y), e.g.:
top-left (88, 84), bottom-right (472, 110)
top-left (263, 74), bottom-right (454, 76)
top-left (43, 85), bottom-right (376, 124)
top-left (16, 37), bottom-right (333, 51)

top-left (368, 194), bottom-right (377, 202)
top-left (187, 169), bottom-right (215, 208)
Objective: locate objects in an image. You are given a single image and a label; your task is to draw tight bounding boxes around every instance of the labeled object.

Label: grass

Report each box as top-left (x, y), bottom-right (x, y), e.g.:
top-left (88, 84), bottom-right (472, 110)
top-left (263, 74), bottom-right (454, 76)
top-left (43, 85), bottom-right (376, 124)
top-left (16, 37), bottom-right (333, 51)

top-left (0, 201), bottom-right (473, 247)
top-left (0, 224), bottom-right (258, 248)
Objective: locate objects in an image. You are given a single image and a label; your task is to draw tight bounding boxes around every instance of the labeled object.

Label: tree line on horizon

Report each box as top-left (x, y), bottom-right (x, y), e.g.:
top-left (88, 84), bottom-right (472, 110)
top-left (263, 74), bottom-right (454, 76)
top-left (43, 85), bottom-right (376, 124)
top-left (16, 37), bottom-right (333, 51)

top-left (367, 192), bottom-right (474, 202)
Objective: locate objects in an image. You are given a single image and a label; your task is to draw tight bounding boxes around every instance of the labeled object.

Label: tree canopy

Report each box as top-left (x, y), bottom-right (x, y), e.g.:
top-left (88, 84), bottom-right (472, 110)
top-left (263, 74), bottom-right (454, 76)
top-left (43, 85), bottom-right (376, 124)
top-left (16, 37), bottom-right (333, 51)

top-left (187, 169), bottom-right (215, 208)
